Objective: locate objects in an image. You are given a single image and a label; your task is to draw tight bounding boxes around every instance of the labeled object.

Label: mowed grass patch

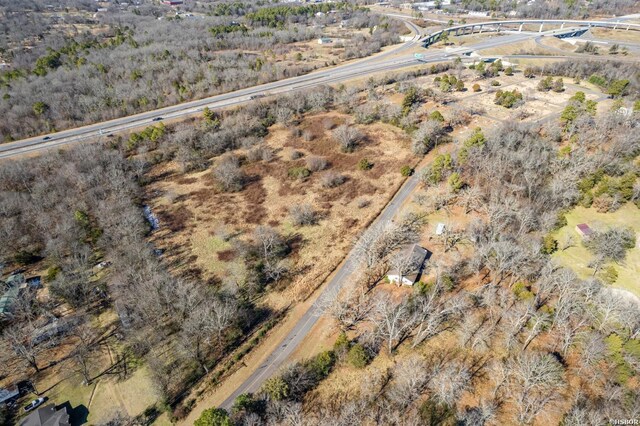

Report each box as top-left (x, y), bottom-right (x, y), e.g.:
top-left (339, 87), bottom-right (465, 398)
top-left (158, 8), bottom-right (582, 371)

top-left (477, 38), bottom-right (560, 56)
top-left (552, 203), bottom-right (640, 297)
top-left (590, 28), bottom-right (640, 43)
top-left (38, 346), bottom-right (159, 424)
top-left (87, 364), bottom-right (159, 420)
top-left (190, 229), bottom-right (243, 277)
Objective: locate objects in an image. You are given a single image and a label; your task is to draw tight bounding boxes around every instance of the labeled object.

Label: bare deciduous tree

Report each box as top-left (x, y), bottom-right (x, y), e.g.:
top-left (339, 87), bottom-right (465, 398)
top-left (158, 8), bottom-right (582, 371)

top-left (386, 355), bottom-right (433, 409)
top-left (369, 294), bottom-right (415, 354)
top-left (254, 226), bottom-right (286, 264)
top-left (213, 154), bottom-right (245, 192)
top-left (429, 361), bottom-right (471, 406)
top-left (71, 320), bottom-right (98, 385)
top-left (289, 203), bottom-right (318, 227)
top-left (320, 171), bottom-right (346, 188)
top-left (412, 119), bottom-right (446, 155)
top-left (322, 286), bottom-right (374, 332)
top-left (332, 124), bottom-right (362, 152)
top-left (178, 294), bottom-right (237, 373)
top-left (2, 323), bottom-right (46, 373)
top-left (507, 352), bottom-right (565, 425)
top-left (306, 156), bottom-right (327, 172)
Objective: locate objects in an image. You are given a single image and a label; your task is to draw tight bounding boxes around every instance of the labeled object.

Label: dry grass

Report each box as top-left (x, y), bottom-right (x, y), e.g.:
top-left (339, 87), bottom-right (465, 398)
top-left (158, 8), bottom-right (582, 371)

top-left (477, 38), bottom-right (561, 56)
top-left (147, 112), bottom-right (414, 307)
top-left (443, 75), bottom-right (601, 124)
top-left (12, 336), bottom-right (159, 425)
top-left (590, 28), bottom-right (640, 43)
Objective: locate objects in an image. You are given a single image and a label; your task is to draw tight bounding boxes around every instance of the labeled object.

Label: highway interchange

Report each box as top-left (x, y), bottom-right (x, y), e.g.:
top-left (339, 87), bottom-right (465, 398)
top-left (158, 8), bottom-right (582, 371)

top-left (3, 9), bottom-right (639, 420)
top-left (3, 14), bottom-right (636, 159)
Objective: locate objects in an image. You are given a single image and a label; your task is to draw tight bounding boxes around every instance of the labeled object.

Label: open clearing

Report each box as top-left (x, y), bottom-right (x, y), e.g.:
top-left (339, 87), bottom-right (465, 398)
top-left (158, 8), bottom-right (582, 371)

top-left (148, 112), bottom-right (415, 307)
top-left (477, 36), bottom-right (566, 56)
top-left (12, 338), bottom-right (159, 425)
top-left (552, 203), bottom-right (640, 298)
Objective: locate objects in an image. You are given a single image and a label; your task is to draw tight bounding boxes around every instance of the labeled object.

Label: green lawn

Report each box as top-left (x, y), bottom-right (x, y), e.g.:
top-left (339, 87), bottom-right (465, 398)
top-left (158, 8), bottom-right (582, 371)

top-left (42, 361), bottom-right (159, 424)
top-left (552, 203), bottom-right (640, 297)
top-left (190, 232), bottom-right (243, 277)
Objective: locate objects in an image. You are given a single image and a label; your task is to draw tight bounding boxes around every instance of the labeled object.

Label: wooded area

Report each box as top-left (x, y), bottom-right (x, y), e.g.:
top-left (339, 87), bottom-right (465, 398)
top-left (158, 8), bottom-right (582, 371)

top-left (0, 0), bottom-right (403, 140)
top-left (1, 0), bottom-right (639, 423)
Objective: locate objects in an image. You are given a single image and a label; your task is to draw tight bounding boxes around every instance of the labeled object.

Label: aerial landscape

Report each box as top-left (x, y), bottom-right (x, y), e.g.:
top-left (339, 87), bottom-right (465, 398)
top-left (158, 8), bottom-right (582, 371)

top-left (0, 0), bottom-right (639, 425)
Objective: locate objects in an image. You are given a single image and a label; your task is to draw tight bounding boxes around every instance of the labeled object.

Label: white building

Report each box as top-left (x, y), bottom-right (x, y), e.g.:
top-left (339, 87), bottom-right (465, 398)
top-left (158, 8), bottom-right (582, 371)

top-left (318, 37), bottom-right (332, 44)
top-left (407, 0), bottom-right (451, 10)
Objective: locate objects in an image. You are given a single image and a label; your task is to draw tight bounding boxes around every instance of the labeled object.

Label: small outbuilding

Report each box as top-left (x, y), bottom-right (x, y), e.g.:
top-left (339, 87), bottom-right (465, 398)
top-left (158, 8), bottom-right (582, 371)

top-left (435, 223), bottom-right (446, 236)
top-left (575, 223), bottom-right (593, 238)
top-left (387, 244), bottom-right (430, 286)
top-left (317, 37), bottom-right (332, 45)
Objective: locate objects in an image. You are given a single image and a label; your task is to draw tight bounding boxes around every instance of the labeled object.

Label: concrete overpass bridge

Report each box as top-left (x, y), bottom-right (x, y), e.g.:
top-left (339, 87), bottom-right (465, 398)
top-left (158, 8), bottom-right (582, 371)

top-left (422, 19), bottom-right (640, 47)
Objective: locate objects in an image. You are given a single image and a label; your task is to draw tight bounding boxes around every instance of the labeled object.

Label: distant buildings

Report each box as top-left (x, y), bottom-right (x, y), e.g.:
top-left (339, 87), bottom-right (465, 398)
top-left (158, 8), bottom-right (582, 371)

top-left (468, 10), bottom-right (490, 17)
top-left (402, 0), bottom-right (451, 11)
top-left (0, 274), bottom-right (41, 321)
top-left (0, 387), bottom-right (19, 406)
top-left (318, 37), bottom-right (332, 44)
top-left (0, 273), bottom-right (25, 321)
top-left (163, 0), bottom-right (183, 5)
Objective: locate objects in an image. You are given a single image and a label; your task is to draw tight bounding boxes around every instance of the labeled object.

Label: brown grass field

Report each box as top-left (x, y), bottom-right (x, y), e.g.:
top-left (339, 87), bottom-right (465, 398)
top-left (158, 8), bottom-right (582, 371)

top-left (147, 112), bottom-right (415, 308)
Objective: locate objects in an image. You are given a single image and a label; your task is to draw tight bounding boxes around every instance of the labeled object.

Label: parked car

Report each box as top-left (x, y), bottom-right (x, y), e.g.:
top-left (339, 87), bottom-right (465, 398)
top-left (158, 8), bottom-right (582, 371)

top-left (23, 397), bottom-right (45, 412)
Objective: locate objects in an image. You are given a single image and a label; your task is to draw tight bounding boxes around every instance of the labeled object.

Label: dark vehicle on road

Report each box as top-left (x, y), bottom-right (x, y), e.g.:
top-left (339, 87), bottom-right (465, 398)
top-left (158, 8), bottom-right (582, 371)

top-left (152, 117), bottom-right (163, 122)
top-left (42, 136), bottom-right (51, 141)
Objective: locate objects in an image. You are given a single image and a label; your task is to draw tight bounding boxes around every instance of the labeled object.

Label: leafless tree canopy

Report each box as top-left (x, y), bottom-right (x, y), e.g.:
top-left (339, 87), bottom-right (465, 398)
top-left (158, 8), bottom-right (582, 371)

top-left (332, 124), bottom-right (363, 152)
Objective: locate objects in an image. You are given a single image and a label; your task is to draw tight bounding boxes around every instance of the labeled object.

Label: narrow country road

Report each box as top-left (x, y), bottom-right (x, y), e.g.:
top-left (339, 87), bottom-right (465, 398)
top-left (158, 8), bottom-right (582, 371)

top-left (218, 171), bottom-right (421, 410)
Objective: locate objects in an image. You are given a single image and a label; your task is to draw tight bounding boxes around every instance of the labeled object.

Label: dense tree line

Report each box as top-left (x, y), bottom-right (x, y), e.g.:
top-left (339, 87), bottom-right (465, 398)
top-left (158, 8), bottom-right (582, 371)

top-left (531, 60), bottom-right (640, 99)
top-left (0, 82), bottom-right (368, 420)
top-left (0, 141), bottom-right (256, 413)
